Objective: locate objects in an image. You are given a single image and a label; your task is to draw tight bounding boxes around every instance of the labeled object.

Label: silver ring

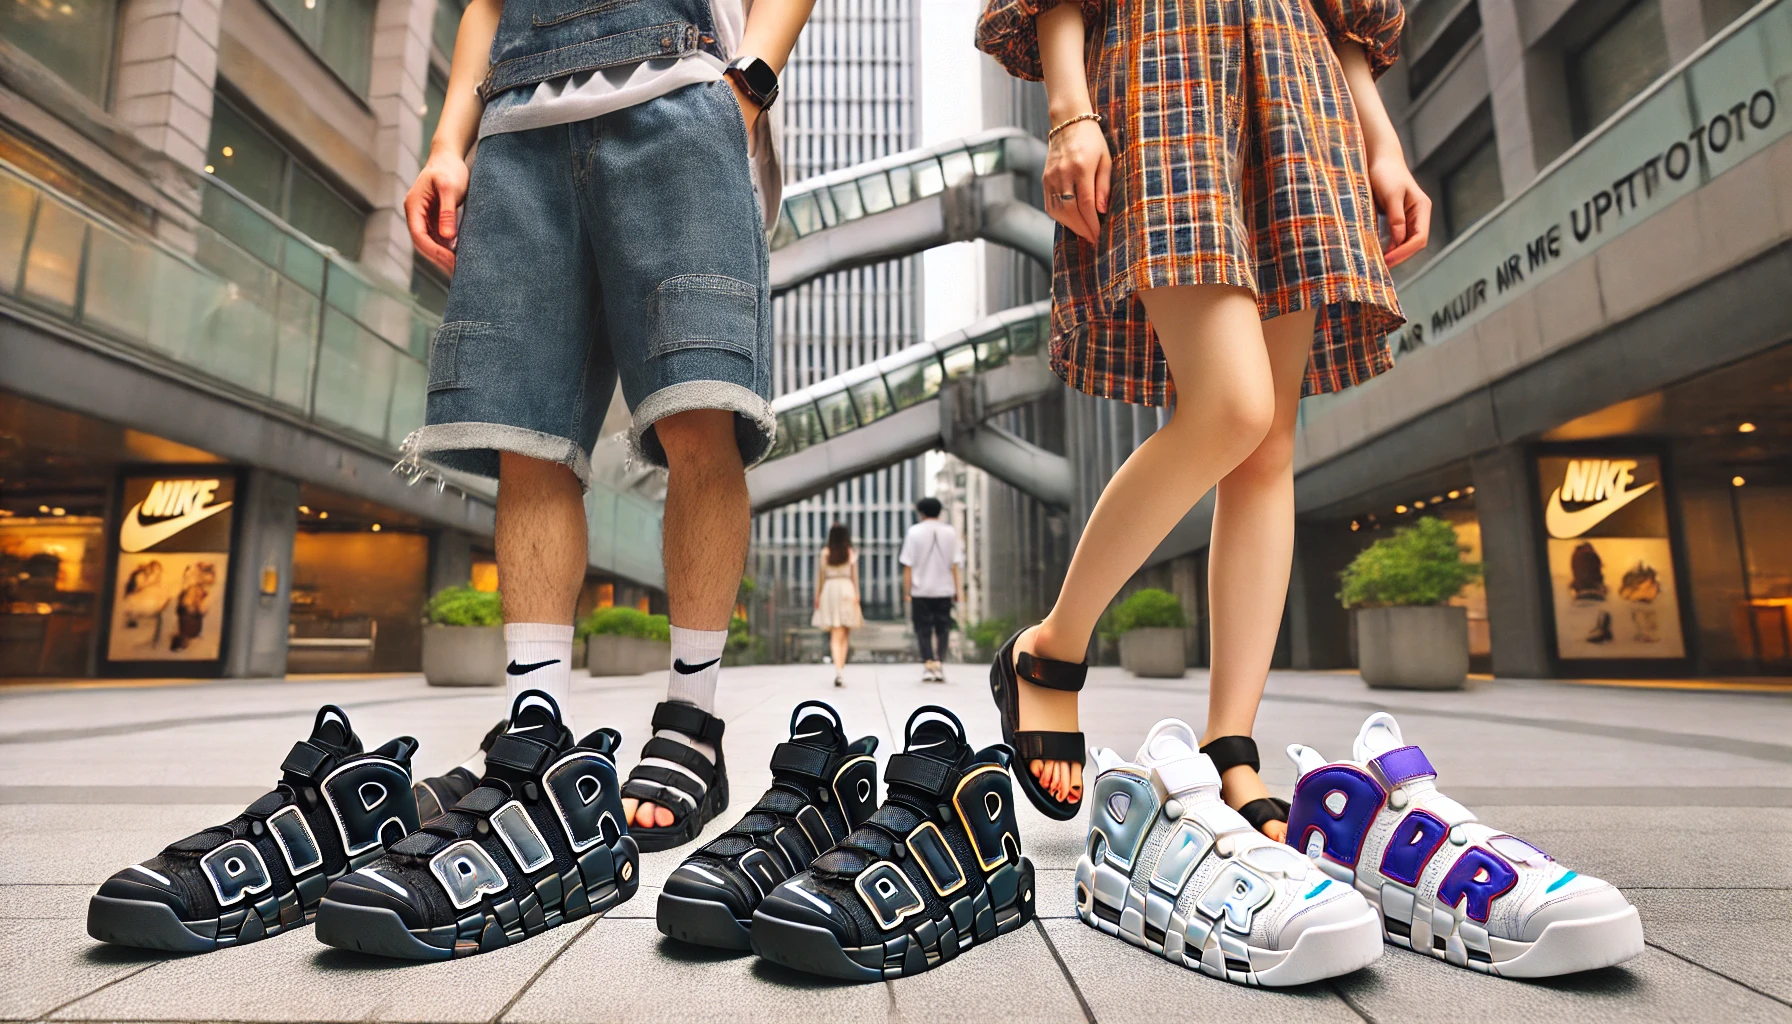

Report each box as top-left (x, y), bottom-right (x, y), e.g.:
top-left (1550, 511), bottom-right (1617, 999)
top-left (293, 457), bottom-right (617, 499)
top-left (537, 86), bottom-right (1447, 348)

top-left (1053, 192), bottom-right (1076, 202)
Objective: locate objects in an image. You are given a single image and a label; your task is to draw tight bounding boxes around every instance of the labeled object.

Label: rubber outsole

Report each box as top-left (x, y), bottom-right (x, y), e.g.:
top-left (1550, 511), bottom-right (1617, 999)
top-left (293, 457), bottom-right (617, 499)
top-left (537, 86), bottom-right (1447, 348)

top-left (1252, 907), bottom-right (1385, 986)
top-left (748, 915), bottom-right (885, 981)
top-left (656, 892), bottom-right (753, 951)
top-left (1491, 906), bottom-right (1645, 978)
top-left (313, 901), bottom-right (453, 961)
top-left (87, 895), bottom-right (219, 953)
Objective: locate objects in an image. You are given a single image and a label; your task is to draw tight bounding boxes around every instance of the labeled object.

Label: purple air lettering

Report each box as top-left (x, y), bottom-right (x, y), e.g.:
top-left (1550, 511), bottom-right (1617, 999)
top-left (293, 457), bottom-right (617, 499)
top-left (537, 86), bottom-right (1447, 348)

top-left (1438, 848), bottom-right (1519, 922)
top-left (1378, 810), bottom-right (1448, 886)
top-left (1288, 765), bottom-right (1385, 868)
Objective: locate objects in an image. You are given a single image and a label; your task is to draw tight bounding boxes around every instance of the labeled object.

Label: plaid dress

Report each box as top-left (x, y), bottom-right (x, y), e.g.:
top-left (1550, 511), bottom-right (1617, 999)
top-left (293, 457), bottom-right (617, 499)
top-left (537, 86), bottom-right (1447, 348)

top-left (976, 0), bottom-right (1406, 403)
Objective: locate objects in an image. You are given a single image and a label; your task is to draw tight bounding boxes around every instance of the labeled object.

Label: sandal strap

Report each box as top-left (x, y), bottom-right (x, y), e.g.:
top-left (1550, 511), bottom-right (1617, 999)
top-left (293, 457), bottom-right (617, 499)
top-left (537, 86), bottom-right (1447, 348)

top-left (651, 701), bottom-right (725, 743)
top-left (769, 741), bottom-right (831, 781)
top-left (1237, 796), bottom-right (1290, 831)
top-left (1015, 651), bottom-right (1087, 692)
top-left (1012, 730), bottom-right (1085, 763)
top-left (883, 752), bottom-right (955, 798)
top-left (622, 766), bottom-right (700, 809)
top-left (640, 736), bottom-right (718, 787)
top-left (1199, 735), bottom-right (1261, 774)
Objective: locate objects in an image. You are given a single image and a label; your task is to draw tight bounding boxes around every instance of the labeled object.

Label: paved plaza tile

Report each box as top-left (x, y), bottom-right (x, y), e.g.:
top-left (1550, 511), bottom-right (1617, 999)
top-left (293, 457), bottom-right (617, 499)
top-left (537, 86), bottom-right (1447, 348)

top-left (1, 664), bottom-right (1787, 1023)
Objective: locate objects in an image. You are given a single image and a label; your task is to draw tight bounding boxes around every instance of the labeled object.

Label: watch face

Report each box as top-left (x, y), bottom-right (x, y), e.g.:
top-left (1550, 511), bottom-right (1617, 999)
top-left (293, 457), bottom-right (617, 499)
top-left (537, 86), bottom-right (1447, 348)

top-left (736, 58), bottom-right (777, 99)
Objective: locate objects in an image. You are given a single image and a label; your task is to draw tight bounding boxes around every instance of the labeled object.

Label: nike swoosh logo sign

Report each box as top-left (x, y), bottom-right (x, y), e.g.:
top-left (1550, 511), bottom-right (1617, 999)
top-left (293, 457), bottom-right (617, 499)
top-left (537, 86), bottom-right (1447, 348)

top-left (117, 500), bottom-right (234, 553)
top-left (1544, 482), bottom-right (1657, 539)
top-left (506, 659), bottom-right (560, 675)
top-left (673, 657), bottom-right (722, 675)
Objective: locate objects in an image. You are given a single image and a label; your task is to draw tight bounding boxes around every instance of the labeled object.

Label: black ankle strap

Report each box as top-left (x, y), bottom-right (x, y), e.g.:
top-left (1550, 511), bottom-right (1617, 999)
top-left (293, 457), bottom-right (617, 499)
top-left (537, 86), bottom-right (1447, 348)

top-left (1200, 735), bottom-right (1260, 774)
top-left (652, 700), bottom-right (725, 742)
top-left (883, 752), bottom-right (955, 797)
top-left (1016, 651), bottom-right (1087, 692)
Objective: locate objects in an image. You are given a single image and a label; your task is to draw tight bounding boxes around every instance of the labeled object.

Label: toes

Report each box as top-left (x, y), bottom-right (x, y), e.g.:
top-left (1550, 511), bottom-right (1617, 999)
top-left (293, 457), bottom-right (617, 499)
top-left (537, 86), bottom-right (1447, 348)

top-left (1048, 761), bottom-right (1066, 801)
top-left (621, 797), bottom-right (638, 820)
top-left (633, 802), bottom-right (658, 828)
top-left (1067, 761), bottom-right (1083, 799)
top-left (653, 804), bottom-right (676, 828)
top-left (1030, 759), bottom-right (1045, 780)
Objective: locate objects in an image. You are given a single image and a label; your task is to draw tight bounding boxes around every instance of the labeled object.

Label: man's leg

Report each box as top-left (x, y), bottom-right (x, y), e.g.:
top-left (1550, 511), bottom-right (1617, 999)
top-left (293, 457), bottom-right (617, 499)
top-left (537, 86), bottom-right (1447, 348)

top-left (494, 451), bottom-right (587, 724)
top-left (913, 598), bottom-right (936, 663)
top-left (620, 408), bottom-right (745, 829)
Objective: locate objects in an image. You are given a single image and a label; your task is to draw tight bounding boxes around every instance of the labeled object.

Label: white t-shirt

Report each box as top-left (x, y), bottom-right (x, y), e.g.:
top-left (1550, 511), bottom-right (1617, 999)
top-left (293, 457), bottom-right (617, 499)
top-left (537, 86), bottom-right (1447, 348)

top-left (900, 519), bottom-right (963, 599)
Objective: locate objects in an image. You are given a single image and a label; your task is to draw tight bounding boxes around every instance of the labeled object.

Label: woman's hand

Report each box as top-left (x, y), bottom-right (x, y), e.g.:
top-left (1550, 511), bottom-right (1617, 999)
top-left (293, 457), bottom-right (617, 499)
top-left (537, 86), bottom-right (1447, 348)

top-left (406, 153), bottom-right (470, 273)
top-left (1368, 153), bottom-right (1431, 267)
top-left (1043, 119), bottom-right (1111, 244)
top-left (725, 74), bottom-right (764, 133)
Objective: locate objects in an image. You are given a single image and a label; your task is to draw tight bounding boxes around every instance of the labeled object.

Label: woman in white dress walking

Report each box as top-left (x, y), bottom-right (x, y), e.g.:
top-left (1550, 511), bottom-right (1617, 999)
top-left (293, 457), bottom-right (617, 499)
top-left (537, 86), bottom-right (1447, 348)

top-left (812, 523), bottom-right (863, 686)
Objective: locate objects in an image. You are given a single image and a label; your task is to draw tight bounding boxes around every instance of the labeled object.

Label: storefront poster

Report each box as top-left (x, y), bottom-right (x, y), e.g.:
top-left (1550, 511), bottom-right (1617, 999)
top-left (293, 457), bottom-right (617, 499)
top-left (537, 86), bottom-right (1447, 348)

top-left (1536, 454), bottom-right (1685, 661)
top-left (105, 473), bottom-right (236, 665)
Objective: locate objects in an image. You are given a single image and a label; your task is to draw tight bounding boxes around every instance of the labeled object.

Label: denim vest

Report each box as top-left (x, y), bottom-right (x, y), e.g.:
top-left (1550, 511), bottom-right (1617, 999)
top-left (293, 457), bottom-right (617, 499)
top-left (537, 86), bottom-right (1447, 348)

top-left (480, 0), bottom-right (725, 100)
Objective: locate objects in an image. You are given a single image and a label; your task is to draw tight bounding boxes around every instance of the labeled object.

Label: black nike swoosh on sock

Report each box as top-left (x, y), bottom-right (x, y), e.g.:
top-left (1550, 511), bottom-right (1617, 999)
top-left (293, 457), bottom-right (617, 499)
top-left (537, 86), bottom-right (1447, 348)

top-left (672, 657), bottom-right (722, 675)
top-left (506, 659), bottom-right (561, 675)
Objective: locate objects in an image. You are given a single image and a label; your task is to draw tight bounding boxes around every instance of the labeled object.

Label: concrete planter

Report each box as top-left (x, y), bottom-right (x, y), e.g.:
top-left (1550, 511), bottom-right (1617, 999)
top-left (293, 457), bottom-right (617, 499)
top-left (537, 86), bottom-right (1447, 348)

top-left (1120, 627), bottom-right (1187, 678)
top-left (422, 625), bottom-right (505, 687)
top-left (586, 634), bottom-right (670, 677)
top-left (1355, 605), bottom-right (1469, 690)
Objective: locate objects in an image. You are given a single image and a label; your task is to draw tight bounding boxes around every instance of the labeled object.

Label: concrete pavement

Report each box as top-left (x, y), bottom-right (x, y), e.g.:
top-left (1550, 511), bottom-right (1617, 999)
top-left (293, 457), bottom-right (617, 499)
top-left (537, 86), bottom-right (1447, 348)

top-left (2, 664), bottom-right (1789, 1023)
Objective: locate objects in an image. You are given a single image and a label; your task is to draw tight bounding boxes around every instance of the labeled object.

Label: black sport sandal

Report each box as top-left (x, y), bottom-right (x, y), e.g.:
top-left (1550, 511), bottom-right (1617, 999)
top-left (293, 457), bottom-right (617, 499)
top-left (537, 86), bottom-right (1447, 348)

top-left (412, 719), bottom-right (505, 820)
top-left (621, 701), bottom-right (728, 852)
top-left (312, 691), bottom-right (639, 960)
top-left (87, 705), bottom-right (422, 953)
top-left (749, 706), bottom-right (1037, 981)
top-left (1199, 735), bottom-right (1291, 835)
top-left (990, 627), bottom-right (1088, 820)
top-left (657, 700), bottom-right (880, 949)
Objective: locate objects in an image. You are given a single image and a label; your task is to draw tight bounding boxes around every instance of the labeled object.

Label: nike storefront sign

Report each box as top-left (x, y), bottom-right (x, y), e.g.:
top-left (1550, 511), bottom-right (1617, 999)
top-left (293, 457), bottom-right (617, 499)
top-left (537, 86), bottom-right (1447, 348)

top-left (119, 479), bottom-right (234, 553)
top-left (1544, 459), bottom-right (1656, 539)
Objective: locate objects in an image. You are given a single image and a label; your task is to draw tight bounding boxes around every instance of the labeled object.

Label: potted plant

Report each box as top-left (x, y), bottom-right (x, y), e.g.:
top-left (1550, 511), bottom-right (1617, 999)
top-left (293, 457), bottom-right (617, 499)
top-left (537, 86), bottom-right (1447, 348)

top-left (1110, 589), bottom-right (1188, 678)
top-left (579, 606), bottom-right (671, 677)
top-left (422, 586), bottom-right (504, 687)
top-left (965, 617), bottom-right (1017, 664)
top-left (1339, 516), bottom-right (1483, 690)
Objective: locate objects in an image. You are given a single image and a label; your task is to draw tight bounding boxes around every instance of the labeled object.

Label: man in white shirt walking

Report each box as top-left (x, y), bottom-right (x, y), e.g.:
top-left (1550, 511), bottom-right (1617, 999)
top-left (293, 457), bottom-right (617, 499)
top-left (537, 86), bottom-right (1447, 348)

top-left (899, 497), bottom-right (964, 682)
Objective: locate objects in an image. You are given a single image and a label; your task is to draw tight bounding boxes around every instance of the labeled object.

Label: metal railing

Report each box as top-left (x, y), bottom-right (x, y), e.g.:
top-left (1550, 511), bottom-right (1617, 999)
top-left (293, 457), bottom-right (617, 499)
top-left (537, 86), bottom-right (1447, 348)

top-left (768, 128), bottom-right (1043, 252)
top-left (763, 301), bottom-right (1051, 461)
top-left (0, 161), bottom-right (437, 451)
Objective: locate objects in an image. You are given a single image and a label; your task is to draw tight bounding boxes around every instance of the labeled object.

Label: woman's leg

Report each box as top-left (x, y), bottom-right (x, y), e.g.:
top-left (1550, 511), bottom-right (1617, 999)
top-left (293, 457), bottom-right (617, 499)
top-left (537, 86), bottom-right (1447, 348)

top-left (1015, 284), bottom-right (1278, 804)
top-left (1203, 306), bottom-right (1317, 841)
top-left (830, 626), bottom-right (849, 674)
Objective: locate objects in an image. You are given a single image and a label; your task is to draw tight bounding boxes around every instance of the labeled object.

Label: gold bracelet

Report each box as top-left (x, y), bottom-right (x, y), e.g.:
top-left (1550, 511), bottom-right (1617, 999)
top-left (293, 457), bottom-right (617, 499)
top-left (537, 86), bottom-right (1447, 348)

top-left (1047, 112), bottom-right (1102, 140)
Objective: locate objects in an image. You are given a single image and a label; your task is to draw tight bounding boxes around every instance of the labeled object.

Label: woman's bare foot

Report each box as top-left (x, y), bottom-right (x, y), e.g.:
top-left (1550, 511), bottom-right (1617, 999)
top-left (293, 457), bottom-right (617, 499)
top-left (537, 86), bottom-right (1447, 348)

top-left (620, 798), bottom-right (675, 829)
top-left (1014, 624), bottom-right (1085, 805)
top-left (1215, 763), bottom-right (1288, 842)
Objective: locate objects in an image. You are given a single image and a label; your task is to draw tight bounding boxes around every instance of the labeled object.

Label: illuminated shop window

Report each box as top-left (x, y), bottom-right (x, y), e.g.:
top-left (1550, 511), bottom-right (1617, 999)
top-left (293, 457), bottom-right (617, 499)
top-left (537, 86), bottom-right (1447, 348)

top-left (0, 0), bottom-right (117, 104)
top-left (205, 96), bottom-right (367, 259)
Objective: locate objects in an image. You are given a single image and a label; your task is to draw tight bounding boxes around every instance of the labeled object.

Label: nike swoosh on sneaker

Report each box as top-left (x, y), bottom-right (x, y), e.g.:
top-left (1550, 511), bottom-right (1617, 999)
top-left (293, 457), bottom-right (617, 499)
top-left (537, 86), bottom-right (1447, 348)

top-left (508, 724), bottom-right (544, 734)
top-left (507, 659), bottom-right (560, 675)
top-left (673, 657), bottom-right (722, 675)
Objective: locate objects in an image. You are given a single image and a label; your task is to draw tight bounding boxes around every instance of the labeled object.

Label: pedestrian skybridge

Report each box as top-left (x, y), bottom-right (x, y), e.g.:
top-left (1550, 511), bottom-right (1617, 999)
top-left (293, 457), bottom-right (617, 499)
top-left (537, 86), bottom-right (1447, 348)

top-left (768, 128), bottom-right (1054, 292)
top-left (746, 301), bottom-right (1072, 512)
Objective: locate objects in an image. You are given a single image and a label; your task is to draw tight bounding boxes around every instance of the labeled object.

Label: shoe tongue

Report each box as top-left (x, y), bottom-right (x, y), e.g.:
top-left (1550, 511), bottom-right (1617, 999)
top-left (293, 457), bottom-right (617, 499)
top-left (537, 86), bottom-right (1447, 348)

top-left (1138, 727), bottom-right (1223, 800)
top-left (905, 719), bottom-right (965, 761)
top-left (310, 706), bottom-right (361, 755)
top-left (509, 693), bottom-right (562, 737)
top-left (1352, 712), bottom-right (1405, 763)
top-left (789, 710), bottom-right (845, 750)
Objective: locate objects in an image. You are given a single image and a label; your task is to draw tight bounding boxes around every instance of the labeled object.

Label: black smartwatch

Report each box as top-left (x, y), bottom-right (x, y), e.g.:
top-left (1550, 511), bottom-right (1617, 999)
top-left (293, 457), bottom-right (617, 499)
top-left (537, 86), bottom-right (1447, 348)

top-left (724, 55), bottom-right (780, 111)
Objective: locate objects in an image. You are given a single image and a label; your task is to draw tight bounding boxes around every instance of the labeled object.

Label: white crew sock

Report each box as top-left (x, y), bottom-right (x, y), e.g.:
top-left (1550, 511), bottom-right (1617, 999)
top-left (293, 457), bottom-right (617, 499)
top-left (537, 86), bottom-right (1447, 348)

top-left (503, 622), bottom-right (575, 731)
top-left (634, 625), bottom-right (727, 806)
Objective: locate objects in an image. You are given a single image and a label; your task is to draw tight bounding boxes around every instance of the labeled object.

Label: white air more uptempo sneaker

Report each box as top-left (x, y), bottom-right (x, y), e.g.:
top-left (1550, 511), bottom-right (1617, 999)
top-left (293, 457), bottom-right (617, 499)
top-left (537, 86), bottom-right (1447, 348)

top-left (1075, 720), bottom-right (1384, 986)
top-left (1286, 713), bottom-right (1644, 978)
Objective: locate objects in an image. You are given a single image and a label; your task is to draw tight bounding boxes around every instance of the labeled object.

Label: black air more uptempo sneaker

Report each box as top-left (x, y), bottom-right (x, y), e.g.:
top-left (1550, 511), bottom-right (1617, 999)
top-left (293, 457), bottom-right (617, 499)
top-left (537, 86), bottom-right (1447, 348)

top-left (87, 705), bottom-right (422, 952)
top-left (657, 700), bottom-right (880, 949)
top-left (412, 719), bottom-right (505, 820)
top-left (749, 706), bottom-right (1036, 981)
top-left (312, 691), bottom-right (639, 960)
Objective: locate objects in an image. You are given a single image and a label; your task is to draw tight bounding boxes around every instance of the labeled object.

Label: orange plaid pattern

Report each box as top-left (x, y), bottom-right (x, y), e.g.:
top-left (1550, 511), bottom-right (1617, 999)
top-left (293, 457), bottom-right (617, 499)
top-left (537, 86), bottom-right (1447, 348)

top-left (977, 0), bottom-right (1406, 403)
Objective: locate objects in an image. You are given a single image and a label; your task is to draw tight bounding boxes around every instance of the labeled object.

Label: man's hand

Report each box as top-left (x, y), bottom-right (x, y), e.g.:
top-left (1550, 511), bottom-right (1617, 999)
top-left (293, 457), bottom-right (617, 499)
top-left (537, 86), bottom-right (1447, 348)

top-left (1369, 154), bottom-right (1431, 267)
top-left (406, 153), bottom-right (470, 274)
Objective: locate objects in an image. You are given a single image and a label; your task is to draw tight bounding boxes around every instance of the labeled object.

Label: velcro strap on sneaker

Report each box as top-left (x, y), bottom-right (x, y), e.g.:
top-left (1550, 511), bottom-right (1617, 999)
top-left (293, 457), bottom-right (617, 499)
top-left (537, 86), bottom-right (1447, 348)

top-left (452, 785), bottom-right (508, 816)
top-left (485, 733), bottom-right (553, 775)
top-left (280, 740), bottom-right (332, 782)
top-left (1369, 746), bottom-right (1437, 789)
top-left (1198, 735), bottom-right (1261, 775)
top-left (1152, 754), bottom-right (1221, 797)
top-left (651, 701), bottom-right (725, 742)
top-left (641, 736), bottom-right (718, 786)
top-left (883, 753), bottom-right (954, 797)
top-left (769, 741), bottom-right (831, 781)
top-left (1015, 651), bottom-right (1087, 691)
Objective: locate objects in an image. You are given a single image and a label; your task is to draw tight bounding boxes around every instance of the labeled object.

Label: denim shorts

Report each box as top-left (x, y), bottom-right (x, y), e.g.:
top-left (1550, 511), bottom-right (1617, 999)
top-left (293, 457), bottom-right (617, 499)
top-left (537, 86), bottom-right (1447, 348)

top-left (405, 79), bottom-right (773, 485)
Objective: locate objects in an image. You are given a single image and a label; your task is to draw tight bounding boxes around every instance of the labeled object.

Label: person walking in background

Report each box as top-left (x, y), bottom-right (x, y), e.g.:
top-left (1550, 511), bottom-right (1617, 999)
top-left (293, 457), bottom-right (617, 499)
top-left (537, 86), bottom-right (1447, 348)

top-left (900, 497), bottom-right (964, 682)
top-left (811, 523), bottom-right (863, 686)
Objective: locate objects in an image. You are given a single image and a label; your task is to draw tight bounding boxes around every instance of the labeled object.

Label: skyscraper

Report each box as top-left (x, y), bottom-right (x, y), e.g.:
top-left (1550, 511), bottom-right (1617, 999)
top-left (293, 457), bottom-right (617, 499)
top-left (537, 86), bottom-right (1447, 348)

top-left (751, 0), bottom-right (924, 640)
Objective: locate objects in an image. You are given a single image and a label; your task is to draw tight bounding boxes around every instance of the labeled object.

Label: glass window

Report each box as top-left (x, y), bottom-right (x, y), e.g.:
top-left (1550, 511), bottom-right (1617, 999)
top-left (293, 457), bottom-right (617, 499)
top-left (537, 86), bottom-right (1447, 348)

top-left (888, 165), bottom-right (914, 205)
top-left (265, 0), bottom-right (376, 95)
top-left (883, 353), bottom-right (943, 409)
top-left (829, 181), bottom-right (864, 222)
top-left (941, 342), bottom-right (976, 380)
top-left (1405, 0), bottom-right (1481, 98)
top-left (1569, 0), bottom-right (1670, 138)
top-left (434, 0), bottom-right (470, 57)
top-left (940, 149), bottom-right (975, 188)
top-left (859, 172), bottom-right (895, 213)
top-left (206, 96), bottom-right (366, 259)
top-left (973, 329), bottom-right (1009, 369)
top-left (850, 376), bottom-right (894, 423)
top-left (1703, 0), bottom-right (1758, 34)
top-left (1009, 317), bottom-right (1042, 355)
top-left (1, 0), bottom-right (116, 103)
top-left (816, 390), bottom-right (858, 436)
top-left (786, 193), bottom-right (823, 235)
top-left (421, 69), bottom-right (448, 155)
top-left (970, 141), bottom-right (1005, 175)
top-left (911, 158), bottom-right (944, 197)
top-left (1441, 134), bottom-right (1502, 241)
top-left (410, 258), bottom-right (449, 316)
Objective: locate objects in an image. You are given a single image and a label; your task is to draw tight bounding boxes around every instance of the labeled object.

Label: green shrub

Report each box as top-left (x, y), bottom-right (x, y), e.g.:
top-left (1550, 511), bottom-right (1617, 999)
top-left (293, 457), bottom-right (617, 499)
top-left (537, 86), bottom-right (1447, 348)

top-left (726, 613), bottom-right (753, 652)
top-left (1338, 516), bottom-right (1483, 608)
top-left (576, 606), bottom-right (671, 642)
top-left (965, 617), bottom-right (1016, 660)
top-left (426, 586), bottom-right (501, 627)
top-left (1108, 589), bottom-right (1186, 637)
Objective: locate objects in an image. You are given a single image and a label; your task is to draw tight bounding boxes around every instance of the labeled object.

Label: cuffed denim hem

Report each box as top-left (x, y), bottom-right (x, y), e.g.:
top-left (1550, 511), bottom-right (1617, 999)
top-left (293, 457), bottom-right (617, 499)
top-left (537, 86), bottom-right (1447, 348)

top-left (630, 381), bottom-right (777, 470)
top-left (403, 421), bottom-right (594, 490)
